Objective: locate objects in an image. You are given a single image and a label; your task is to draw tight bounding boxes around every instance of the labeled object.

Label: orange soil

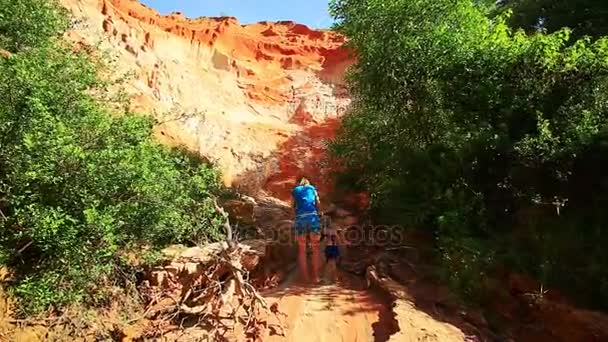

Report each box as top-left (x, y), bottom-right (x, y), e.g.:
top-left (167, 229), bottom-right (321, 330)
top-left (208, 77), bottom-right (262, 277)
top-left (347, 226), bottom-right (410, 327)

top-left (260, 267), bottom-right (476, 342)
top-left (262, 272), bottom-right (398, 342)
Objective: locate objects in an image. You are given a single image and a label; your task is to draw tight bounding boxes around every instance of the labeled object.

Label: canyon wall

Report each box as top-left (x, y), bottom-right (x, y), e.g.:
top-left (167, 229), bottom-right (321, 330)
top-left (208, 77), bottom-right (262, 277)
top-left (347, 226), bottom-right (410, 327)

top-left (61, 0), bottom-right (353, 198)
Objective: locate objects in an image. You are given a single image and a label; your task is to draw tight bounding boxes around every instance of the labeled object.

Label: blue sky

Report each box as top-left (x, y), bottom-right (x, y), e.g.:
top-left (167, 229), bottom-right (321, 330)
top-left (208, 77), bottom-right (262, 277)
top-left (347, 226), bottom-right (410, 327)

top-left (140, 0), bottom-right (334, 28)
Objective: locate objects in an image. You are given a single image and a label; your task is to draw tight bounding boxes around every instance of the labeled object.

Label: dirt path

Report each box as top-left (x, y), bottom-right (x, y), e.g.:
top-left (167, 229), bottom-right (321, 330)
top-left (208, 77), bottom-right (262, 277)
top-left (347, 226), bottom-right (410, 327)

top-left (260, 270), bottom-right (471, 342)
top-left (262, 272), bottom-right (396, 342)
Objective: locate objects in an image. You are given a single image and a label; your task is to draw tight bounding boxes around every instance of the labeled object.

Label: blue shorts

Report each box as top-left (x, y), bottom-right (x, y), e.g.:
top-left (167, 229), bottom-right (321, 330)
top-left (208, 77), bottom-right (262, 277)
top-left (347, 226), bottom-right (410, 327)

top-left (325, 245), bottom-right (340, 261)
top-left (294, 213), bottom-right (321, 236)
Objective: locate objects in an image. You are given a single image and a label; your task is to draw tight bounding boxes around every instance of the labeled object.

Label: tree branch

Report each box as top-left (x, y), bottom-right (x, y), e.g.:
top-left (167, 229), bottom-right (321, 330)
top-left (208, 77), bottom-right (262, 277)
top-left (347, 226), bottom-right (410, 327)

top-left (17, 241), bottom-right (33, 254)
top-left (213, 198), bottom-right (233, 246)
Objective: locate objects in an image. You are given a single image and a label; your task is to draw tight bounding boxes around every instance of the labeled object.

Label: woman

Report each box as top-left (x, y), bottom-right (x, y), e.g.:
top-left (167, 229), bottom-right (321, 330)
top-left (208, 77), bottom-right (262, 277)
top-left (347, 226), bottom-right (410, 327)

top-left (292, 176), bottom-right (322, 283)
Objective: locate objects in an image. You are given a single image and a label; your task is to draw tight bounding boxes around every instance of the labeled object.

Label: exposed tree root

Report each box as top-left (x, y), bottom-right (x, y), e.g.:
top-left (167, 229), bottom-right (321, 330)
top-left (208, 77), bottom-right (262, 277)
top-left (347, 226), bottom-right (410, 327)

top-left (139, 199), bottom-right (285, 341)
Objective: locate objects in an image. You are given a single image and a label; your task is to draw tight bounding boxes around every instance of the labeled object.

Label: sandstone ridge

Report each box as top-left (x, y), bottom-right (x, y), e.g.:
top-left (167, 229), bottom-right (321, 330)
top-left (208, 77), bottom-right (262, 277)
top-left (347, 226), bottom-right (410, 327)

top-left (62, 0), bottom-right (353, 193)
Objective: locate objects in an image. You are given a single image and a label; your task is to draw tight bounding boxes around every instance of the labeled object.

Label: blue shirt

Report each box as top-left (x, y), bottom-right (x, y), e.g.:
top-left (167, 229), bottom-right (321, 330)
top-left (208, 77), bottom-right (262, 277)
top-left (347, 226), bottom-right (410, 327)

top-left (292, 184), bottom-right (318, 216)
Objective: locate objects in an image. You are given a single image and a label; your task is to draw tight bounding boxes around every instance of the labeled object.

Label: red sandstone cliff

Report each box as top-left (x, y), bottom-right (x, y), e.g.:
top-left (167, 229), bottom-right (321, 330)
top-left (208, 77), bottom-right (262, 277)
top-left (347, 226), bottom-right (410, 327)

top-left (61, 0), bottom-right (353, 197)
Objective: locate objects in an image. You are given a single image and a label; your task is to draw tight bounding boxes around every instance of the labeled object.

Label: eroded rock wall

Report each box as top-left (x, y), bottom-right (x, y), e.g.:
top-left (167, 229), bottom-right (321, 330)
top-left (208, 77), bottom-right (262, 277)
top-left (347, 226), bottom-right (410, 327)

top-left (61, 0), bottom-right (353, 193)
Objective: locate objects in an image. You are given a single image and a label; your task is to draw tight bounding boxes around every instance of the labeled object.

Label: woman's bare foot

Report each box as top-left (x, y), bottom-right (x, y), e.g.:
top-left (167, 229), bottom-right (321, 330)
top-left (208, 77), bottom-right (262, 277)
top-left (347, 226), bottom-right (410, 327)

top-left (296, 269), bottom-right (310, 284)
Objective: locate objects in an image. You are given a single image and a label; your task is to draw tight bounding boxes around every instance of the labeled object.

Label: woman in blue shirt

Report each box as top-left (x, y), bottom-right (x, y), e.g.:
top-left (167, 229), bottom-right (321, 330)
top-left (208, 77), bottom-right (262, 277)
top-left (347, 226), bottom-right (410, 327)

top-left (292, 176), bottom-right (321, 283)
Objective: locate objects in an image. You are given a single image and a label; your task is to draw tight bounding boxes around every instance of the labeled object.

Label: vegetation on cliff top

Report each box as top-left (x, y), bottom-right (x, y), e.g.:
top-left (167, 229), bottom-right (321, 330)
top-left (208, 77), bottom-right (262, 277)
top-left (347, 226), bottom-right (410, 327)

top-left (497, 0), bottom-right (608, 40)
top-left (0, 0), bottom-right (223, 314)
top-left (330, 0), bottom-right (608, 309)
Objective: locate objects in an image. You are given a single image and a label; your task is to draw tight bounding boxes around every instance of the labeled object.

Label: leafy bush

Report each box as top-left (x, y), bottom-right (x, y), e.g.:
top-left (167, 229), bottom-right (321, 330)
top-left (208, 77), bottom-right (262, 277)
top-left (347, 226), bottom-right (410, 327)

top-left (330, 0), bottom-right (608, 309)
top-left (497, 0), bottom-right (608, 39)
top-left (0, 0), bottom-right (223, 314)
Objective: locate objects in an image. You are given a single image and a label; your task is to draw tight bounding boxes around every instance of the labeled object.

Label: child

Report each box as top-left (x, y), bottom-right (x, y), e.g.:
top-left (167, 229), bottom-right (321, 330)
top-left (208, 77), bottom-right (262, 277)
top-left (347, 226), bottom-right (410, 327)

top-left (324, 234), bottom-right (340, 282)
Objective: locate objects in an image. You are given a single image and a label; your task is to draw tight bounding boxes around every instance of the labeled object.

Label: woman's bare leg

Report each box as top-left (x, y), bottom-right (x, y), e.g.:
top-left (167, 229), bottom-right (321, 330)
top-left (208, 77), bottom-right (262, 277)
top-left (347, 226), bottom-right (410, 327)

top-left (296, 234), bottom-right (309, 282)
top-left (309, 233), bottom-right (321, 283)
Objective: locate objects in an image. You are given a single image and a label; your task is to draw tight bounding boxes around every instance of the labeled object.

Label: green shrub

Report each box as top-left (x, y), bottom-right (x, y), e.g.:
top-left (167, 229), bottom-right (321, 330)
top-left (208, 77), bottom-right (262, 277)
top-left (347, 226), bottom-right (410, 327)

top-left (0, 0), bottom-right (223, 314)
top-left (497, 0), bottom-right (608, 39)
top-left (330, 0), bottom-right (608, 309)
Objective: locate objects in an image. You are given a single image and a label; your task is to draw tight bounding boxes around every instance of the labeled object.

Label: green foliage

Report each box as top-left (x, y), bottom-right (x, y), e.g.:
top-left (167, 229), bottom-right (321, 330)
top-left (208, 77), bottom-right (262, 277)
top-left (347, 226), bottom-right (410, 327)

top-left (0, 0), bottom-right (69, 53)
top-left (0, 0), bottom-right (223, 314)
top-left (330, 0), bottom-right (608, 309)
top-left (497, 0), bottom-right (608, 39)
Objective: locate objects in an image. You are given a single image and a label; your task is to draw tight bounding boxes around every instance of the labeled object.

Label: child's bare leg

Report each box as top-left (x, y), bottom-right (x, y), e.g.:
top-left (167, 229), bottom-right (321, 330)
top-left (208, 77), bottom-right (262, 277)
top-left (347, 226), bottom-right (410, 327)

top-left (327, 260), bottom-right (338, 282)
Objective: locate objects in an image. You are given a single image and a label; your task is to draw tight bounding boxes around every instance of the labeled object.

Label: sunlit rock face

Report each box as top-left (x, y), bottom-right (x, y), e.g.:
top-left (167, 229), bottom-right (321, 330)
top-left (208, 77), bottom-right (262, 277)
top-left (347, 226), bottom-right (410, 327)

top-left (61, 0), bottom-right (353, 197)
